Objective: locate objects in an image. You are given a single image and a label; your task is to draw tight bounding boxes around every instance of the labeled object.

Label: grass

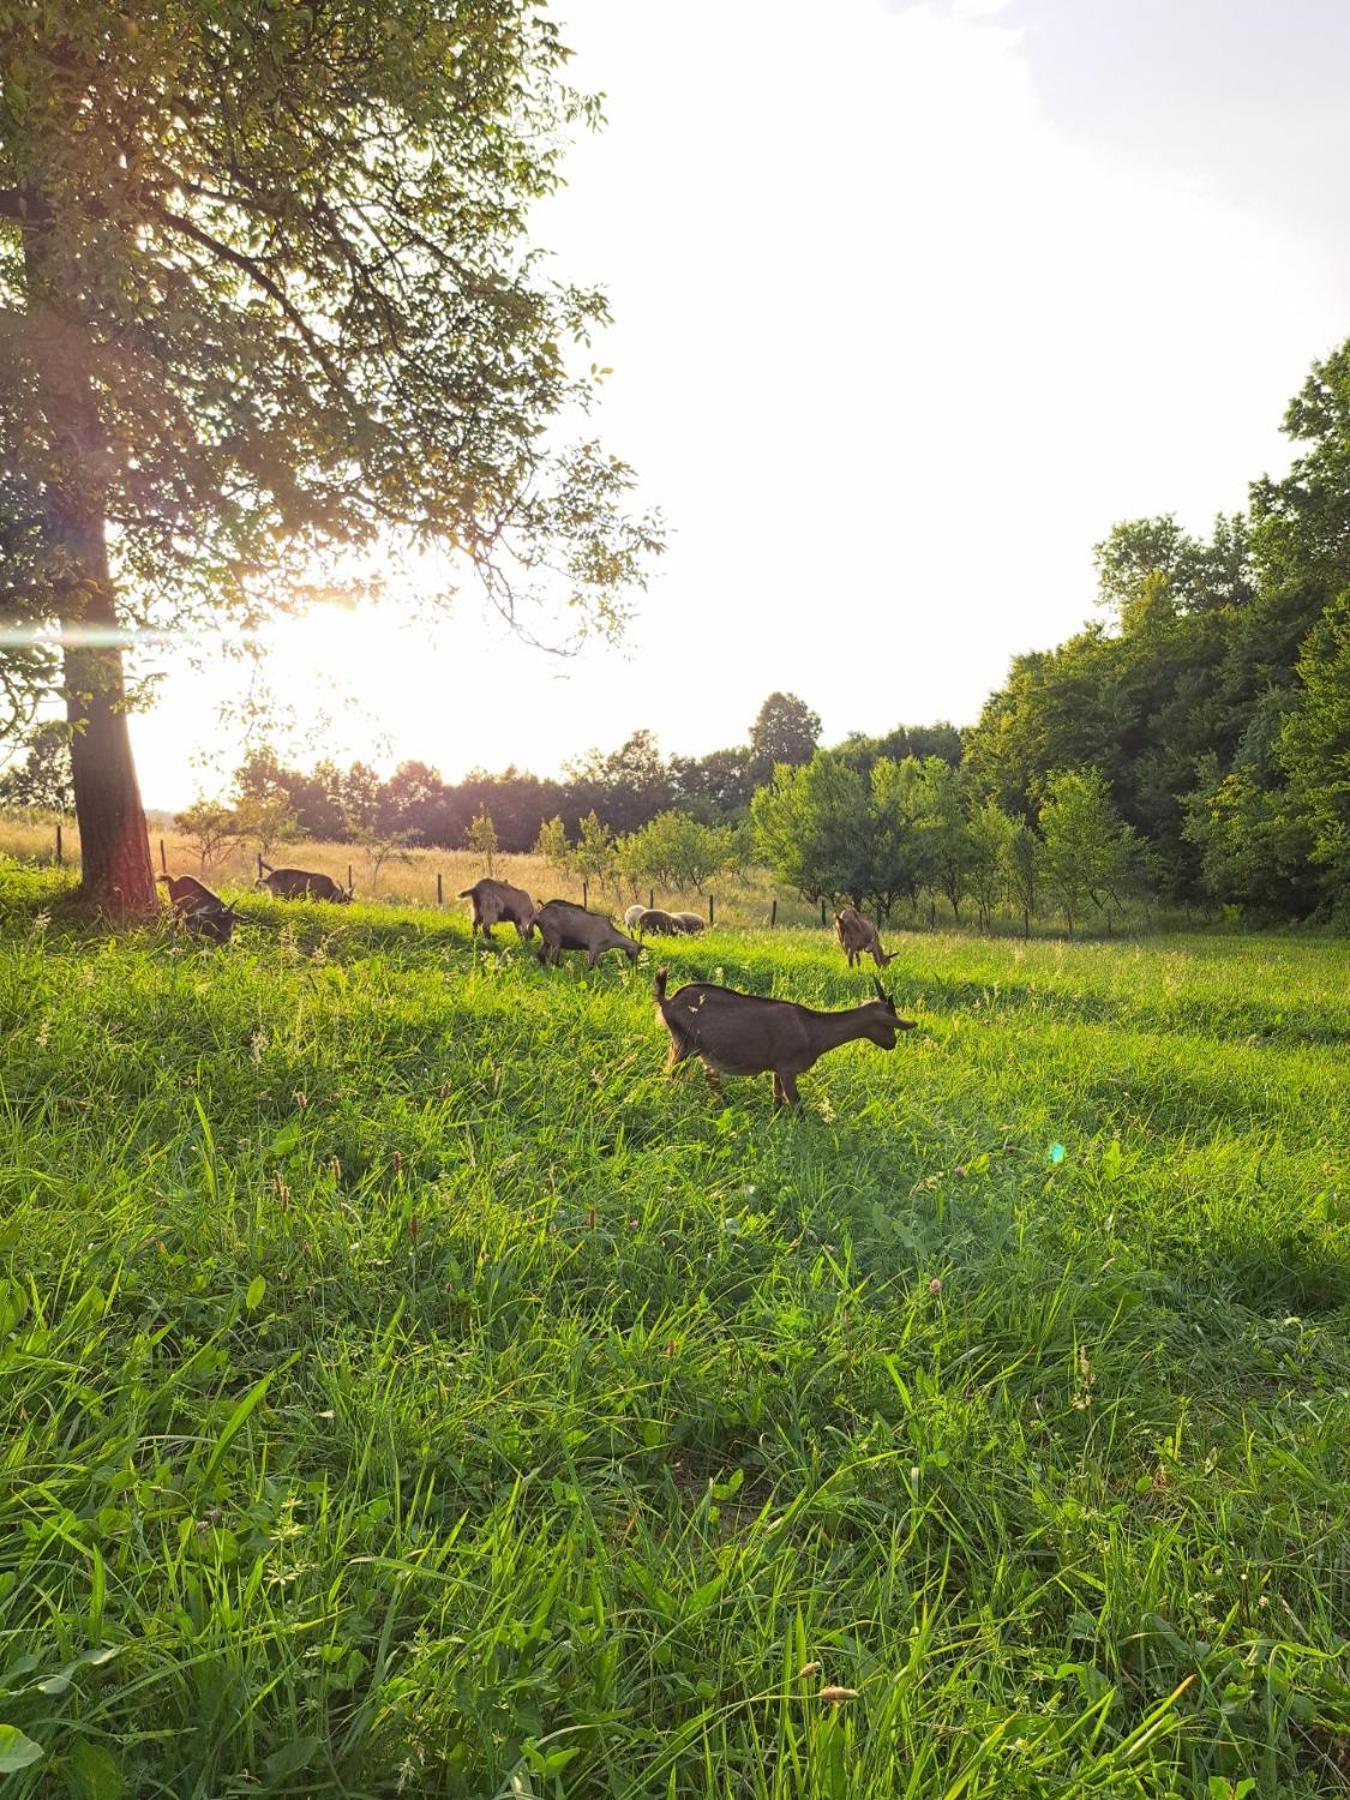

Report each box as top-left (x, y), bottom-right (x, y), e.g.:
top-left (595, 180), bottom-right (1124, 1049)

top-left (0, 868), bottom-right (1346, 1796)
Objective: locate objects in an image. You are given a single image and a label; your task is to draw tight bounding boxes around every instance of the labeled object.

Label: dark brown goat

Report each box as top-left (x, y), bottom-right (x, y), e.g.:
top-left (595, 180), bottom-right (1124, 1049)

top-left (257, 863), bottom-right (352, 902)
top-left (157, 873), bottom-right (237, 943)
top-left (460, 877), bottom-right (537, 941)
top-left (654, 967), bottom-right (915, 1106)
top-left (533, 899), bottom-right (641, 968)
top-left (834, 906), bottom-right (895, 968)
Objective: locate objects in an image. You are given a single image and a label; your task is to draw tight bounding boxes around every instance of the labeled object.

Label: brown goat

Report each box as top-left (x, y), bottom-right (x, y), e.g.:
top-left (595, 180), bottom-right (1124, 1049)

top-left (533, 899), bottom-right (641, 969)
top-left (654, 967), bottom-right (915, 1107)
top-left (460, 877), bottom-right (537, 941)
top-left (834, 905), bottom-right (895, 969)
top-left (257, 863), bottom-right (352, 902)
top-left (157, 873), bottom-right (237, 943)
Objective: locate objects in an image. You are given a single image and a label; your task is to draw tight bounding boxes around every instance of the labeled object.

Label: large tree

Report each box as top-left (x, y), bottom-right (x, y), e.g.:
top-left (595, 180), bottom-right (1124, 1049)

top-left (0, 0), bottom-right (659, 910)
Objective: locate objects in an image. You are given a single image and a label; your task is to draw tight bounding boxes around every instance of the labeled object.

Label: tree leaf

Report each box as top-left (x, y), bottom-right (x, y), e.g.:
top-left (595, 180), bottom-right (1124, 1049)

top-left (0, 1724), bottom-right (44, 1772)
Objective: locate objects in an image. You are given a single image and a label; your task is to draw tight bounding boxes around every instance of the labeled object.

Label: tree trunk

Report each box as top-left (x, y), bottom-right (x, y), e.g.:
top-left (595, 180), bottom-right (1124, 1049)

top-left (24, 207), bottom-right (156, 916)
top-left (55, 497), bottom-right (156, 914)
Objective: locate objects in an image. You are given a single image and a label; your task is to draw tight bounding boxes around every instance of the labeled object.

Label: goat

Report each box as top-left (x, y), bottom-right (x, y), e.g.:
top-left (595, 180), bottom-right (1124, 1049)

top-left (157, 872), bottom-right (237, 944)
top-left (460, 877), bottom-right (537, 941)
top-left (834, 905), bottom-right (895, 968)
top-left (532, 899), bottom-right (641, 969)
top-left (654, 967), bottom-right (914, 1107)
top-left (257, 863), bottom-right (352, 902)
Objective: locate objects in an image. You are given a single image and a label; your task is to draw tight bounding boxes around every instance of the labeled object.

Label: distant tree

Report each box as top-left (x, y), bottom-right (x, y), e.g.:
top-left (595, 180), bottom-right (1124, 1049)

top-left (466, 808), bottom-right (499, 876)
top-left (669, 745), bottom-right (754, 821)
top-left (1277, 592), bottom-right (1350, 907)
top-left (174, 800), bottom-right (238, 871)
top-left (748, 693), bottom-right (822, 785)
top-left (534, 816), bottom-right (572, 879)
top-left (378, 762), bottom-right (448, 844)
top-left (573, 811), bottom-right (617, 891)
top-left (0, 721), bottom-right (74, 812)
top-left (751, 751), bottom-right (869, 905)
top-left (1003, 817), bottom-right (1041, 937)
top-left (565, 729), bottom-right (672, 835)
top-left (341, 765), bottom-right (383, 839)
top-left (913, 759), bottom-right (972, 922)
top-left (234, 791), bottom-right (300, 864)
top-left (866, 756), bottom-right (925, 917)
top-left (967, 797), bottom-right (1015, 928)
top-left (1038, 769), bottom-right (1141, 934)
top-left (623, 811), bottom-right (730, 894)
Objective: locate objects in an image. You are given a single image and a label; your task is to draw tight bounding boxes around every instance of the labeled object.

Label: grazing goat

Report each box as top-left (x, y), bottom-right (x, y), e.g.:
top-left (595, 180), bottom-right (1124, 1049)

top-left (157, 872), bottom-right (237, 944)
top-left (257, 863), bottom-right (351, 903)
top-left (630, 906), bottom-right (700, 939)
top-left (460, 877), bottom-right (537, 941)
top-left (834, 906), bottom-right (895, 968)
top-left (532, 899), bottom-right (641, 969)
top-left (654, 967), bottom-right (914, 1107)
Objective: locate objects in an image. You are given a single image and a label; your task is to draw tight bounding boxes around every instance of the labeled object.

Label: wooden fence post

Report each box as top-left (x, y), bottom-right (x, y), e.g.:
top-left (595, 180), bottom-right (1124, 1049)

top-left (159, 837), bottom-right (167, 874)
top-left (257, 852), bottom-right (263, 881)
top-left (648, 888), bottom-right (654, 911)
top-left (582, 877), bottom-right (589, 909)
top-left (436, 871), bottom-right (443, 906)
top-left (55, 822), bottom-right (63, 866)
top-left (347, 863), bottom-right (354, 895)
top-left (820, 897), bottom-right (826, 927)
top-left (770, 898), bottom-right (777, 927)
top-left (708, 893), bottom-right (715, 926)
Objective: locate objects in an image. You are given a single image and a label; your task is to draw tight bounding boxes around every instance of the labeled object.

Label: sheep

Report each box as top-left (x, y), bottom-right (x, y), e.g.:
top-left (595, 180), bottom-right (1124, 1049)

top-left (834, 905), bottom-right (895, 968)
top-left (460, 877), bottom-right (537, 941)
top-left (671, 910), bottom-right (706, 934)
top-left (532, 899), bottom-right (641, 969)
top-left (630, 906), bottom-right (700, 939)
top-left (654, 967), bottom-right (914, 1107)
top-left (257, 863), bottom-right (352, 902)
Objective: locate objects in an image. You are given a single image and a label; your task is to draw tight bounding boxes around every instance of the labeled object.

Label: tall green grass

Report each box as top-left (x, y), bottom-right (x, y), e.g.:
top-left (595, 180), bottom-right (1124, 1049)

top-left (0, 874), bottom-right (1346, 1796)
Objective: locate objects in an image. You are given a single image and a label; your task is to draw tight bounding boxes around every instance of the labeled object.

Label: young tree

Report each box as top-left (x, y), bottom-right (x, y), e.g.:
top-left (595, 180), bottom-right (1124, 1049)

top-left (466, 809), bottom-right (499, 876)
top-left (234, 791), bottom-right (300, 865)
top-left (866, 756), bottom-right (925, 918)
top-left (751, 751), bottom-right (870, 905)
top-left (913, 759), bottom-right (972, 923)
top-left (174, 800), bottom-right (238, 871)
top-left (1003, 817), bottom-right (1041, 937)
top-left (967, 796), bottom-right (1015, 928)
top-left (573, 811), bottom-right (616, 892)
top-left (0, 3), bottom-right (660, 912)
top-left (534, 816), bottom-right (572, 880)
top-left (1038, 769), bottom-right (1141, 934)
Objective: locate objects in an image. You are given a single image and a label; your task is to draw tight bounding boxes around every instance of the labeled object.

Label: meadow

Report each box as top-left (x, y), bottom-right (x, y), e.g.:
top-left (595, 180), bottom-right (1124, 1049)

top-left (0, 868), bottom-right (1346, 1797)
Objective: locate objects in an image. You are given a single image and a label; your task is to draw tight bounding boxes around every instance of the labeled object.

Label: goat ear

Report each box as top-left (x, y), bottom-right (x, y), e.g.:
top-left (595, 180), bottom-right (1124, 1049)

top-left (872, 976), bottom-right (895, 1010)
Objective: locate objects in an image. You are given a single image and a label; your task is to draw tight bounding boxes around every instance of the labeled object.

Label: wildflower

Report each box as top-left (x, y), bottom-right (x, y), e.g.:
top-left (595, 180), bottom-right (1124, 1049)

top-left (797, 1661), bottom-right (822, 1679)
top-left (928, 1277), bottom-right (942, 1295)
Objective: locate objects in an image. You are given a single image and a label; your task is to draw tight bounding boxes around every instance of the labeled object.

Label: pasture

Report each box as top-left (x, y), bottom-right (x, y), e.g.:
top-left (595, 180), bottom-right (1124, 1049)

top-left (0, 870), bottom-right (1346, 1796)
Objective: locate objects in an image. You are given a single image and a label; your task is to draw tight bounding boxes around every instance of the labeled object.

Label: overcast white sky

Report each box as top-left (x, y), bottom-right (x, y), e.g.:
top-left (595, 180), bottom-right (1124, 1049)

top-left (130, 0), bottom-right (1350, 809)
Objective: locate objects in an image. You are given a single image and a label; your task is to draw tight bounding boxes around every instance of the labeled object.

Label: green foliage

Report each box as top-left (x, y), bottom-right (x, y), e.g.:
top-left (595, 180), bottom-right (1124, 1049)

top-left (0, 874), bottom-right (1346, 1795)
top-left (1038, 770), bottom-right (1140, 934)
top-left (751, 752), bottom-right (870, 904)
top-left (172, 799), bottom-right (239, 870)
top-left (1278, 592), bottom-right (1350, 905)
top-left (0, 721), bottom-right (73, 811)
top-left (533, 814), bottom-right (572, 877)
top-left (465, 808), bottom-right (498, 876)
top-left (572, 809), bottom-right (616, 888)
top-left (748, 692), bottom-right (822, 785)
top-left (618, 810), bottom-right (732, 894)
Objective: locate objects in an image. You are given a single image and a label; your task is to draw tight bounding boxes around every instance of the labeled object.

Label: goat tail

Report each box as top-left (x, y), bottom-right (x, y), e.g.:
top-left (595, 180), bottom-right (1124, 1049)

top-left (457, 886), bottom-right (476, 898)
top-left (654, 965), bottom-right (669, 1001)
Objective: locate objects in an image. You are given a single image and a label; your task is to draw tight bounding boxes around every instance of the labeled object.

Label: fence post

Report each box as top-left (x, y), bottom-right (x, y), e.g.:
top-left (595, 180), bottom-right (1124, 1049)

top-left (771, 898), bottom-right (777, 928)
top-left (708, 892), bottom-right (715, 926)
top-left (649, 888), bottom-right (654, 911)
top-left (820, 897), bottom-right (826, 927)
top-left (159, 837), bottom-right (167, 874)
top-left (257, 852), bottom-right (263, 881)
top-left (436, 871), bottom-right (443, 906)
top-left (55, 822), bottom-right (63, 866)
top-left (582, 877), bottom-right (589, 909)
top-left (347, 863), bottom-right (354, 894)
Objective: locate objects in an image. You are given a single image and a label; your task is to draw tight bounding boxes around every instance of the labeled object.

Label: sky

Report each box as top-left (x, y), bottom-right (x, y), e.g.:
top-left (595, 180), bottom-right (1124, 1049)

top-left (128, 0), bottom-right (1350, 810)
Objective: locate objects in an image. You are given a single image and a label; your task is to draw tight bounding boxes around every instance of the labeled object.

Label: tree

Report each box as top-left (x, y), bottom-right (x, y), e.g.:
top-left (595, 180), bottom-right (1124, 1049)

top-left (174, 799), bottom-right (238, 871)
top-left (913, 758), bottom-right (972, 922)
top-left (967, 797), bottom-right (1015, 928)
top-left (865, 756), bottom-right (925, 918)
top-left (0, 1), bottom-right (659, 911)
top-left (1277, 593), bottom-right (1350, 905)
top-left (748, 693), bottom-right (821, 786)
top-left (621, 810), bottom-right (730, 894)
top-left (0, 720), bottom-right (74, 811)
top-left (1038, 769), bottom-right (1141, 934)
top-left (534, 816), bottom-right (572, 879)
top-left (466, 808), bottom-right (498, 876)
top-left (573, 811), bottom-right (616, 891)
top-left (751, 751), bottom-right (869, 905)
top-left (1003, 817), bottom-right (1041, 937)
top-left (234, 791), bottom-right (299, 864)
